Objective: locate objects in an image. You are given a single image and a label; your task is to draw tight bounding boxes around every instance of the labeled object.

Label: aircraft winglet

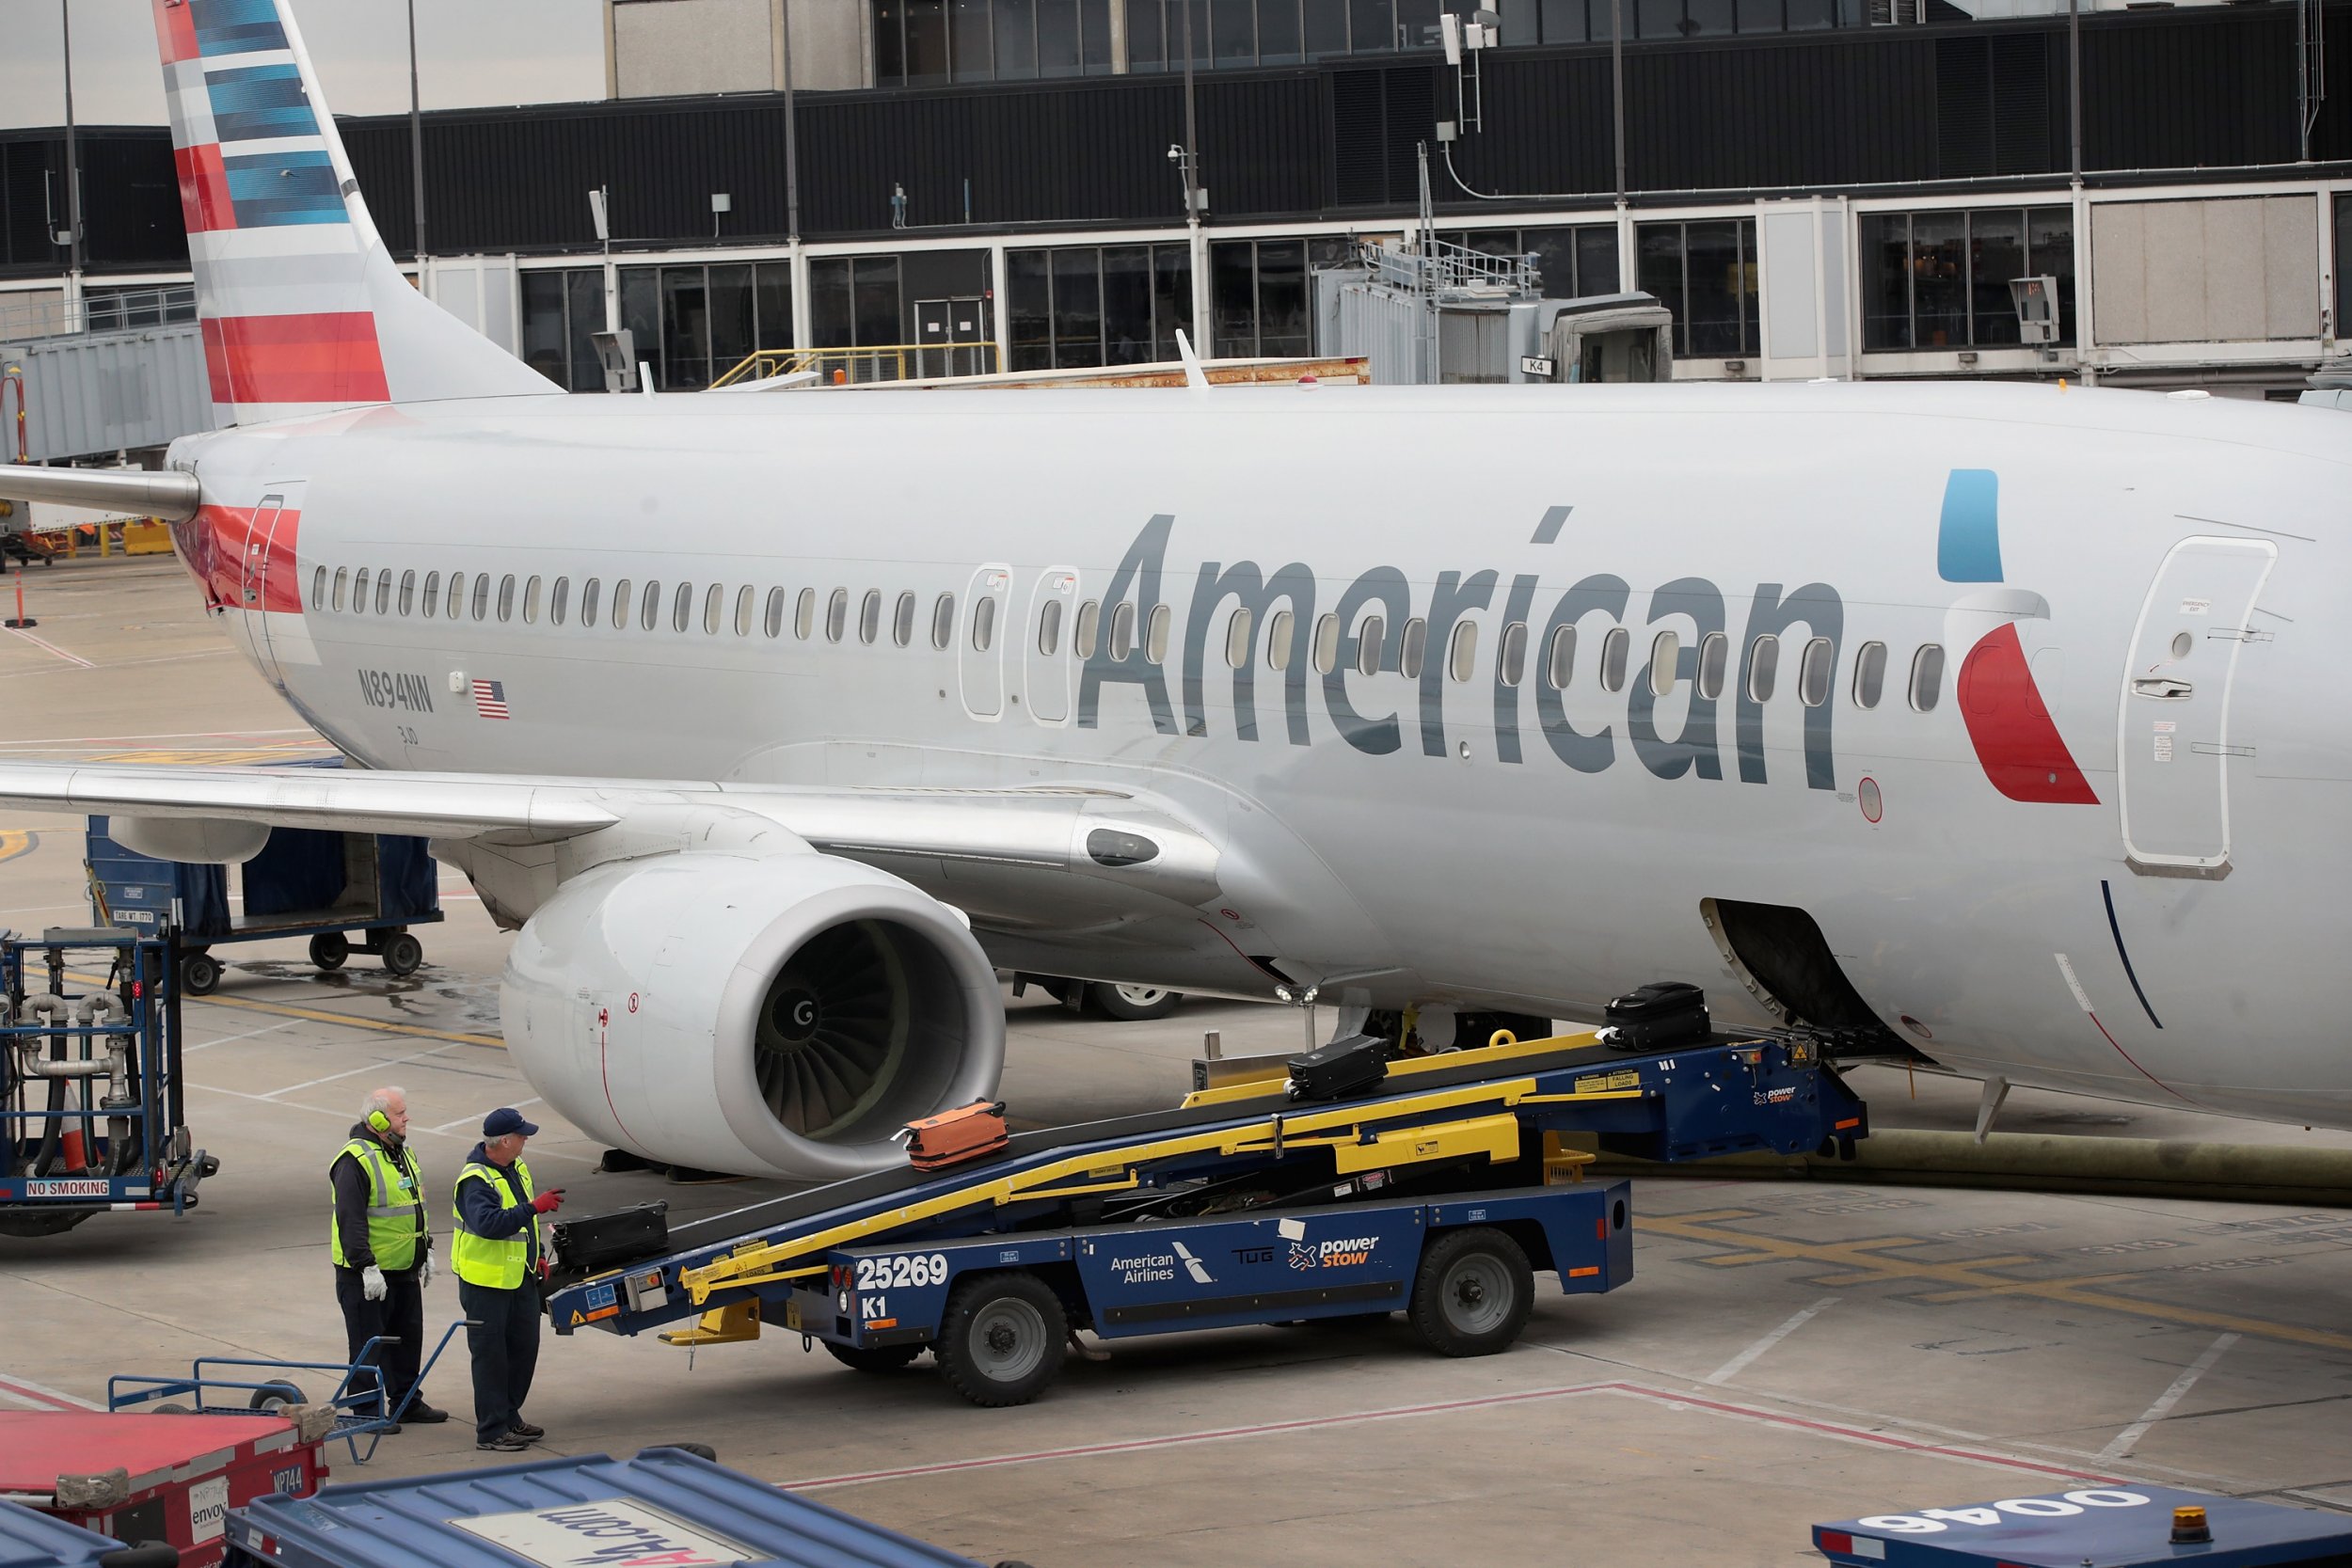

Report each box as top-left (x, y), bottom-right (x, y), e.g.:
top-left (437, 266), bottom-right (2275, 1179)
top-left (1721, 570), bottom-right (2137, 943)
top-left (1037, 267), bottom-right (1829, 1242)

top-left (1174, 330), bottom-right (1211, 395)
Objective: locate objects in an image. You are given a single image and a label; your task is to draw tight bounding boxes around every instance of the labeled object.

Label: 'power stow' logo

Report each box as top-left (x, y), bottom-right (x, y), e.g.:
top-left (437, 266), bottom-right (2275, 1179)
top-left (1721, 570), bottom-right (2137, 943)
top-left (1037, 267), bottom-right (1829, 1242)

top-left (1290, 1236), bottom-right (1380, 1270)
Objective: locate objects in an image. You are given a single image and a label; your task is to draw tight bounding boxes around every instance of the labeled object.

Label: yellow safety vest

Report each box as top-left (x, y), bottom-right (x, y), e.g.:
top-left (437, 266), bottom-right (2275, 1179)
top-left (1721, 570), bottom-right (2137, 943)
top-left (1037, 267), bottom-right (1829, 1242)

top-left (451, 1158), bottom-right (539, 1290)
top-left (328, 1137), bottom-right (424, 1272)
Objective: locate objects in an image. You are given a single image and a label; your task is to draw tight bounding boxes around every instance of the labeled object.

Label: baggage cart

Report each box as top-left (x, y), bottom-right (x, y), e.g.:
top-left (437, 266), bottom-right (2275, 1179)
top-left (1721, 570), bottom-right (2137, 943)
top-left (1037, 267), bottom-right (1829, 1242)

top-left (0, 928), bottom-right (216, 1238)
top-left (0, 1410), bottom-right (326, 1568)
top-left (226, 1445), bottom-right (997, 1568)
top-left (1815, 1482), bottom-right (2352, 1565)
top-left (0, 1497), bottom-right (151, 1568)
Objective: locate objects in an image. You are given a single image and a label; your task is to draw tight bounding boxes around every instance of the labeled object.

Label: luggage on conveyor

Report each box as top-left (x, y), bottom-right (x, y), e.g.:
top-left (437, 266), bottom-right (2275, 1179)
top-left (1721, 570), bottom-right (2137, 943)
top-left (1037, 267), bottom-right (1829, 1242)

top-left (1286, 1033), bottom-right (1391, 1101)
top-left (1601, 980), bottom-right (1709, 1052)
top-left (903, 1101), bottom-right (1010, 1169)
top-left (553, 1201), bottom-right (669, 1273)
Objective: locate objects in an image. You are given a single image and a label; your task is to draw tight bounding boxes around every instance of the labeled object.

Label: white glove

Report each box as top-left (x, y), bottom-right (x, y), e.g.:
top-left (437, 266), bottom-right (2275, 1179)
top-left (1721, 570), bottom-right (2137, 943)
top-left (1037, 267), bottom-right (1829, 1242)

top-left (417, 1252), bottom-right (434, 1291)
top-left (362, 1264), bottom-right (388, 1302)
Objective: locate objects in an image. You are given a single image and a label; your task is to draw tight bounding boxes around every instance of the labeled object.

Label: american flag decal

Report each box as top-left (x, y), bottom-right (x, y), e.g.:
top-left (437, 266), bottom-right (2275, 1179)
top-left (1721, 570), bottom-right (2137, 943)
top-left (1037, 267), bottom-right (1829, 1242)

top-left (471, 678), bottom-right (510, 721)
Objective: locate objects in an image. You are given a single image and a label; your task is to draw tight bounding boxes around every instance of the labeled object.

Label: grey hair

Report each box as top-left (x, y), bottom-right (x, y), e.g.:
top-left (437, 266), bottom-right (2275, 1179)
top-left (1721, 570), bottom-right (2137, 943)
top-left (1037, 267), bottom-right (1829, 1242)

top-left (359, 1085), bottom-right (406, 1119)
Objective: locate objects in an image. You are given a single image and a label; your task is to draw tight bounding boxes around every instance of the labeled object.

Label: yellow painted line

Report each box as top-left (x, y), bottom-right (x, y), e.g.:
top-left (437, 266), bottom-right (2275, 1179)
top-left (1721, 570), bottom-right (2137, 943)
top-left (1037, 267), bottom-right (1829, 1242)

top-left (0, 832), bottom-right (37, 864)
top-left (192, 991), bottom-right (505, 1050)
top-left (1913, 1271), bottom-right (2148, 1305)
top-left (1644, 1212), bottom-right (2352, 1355)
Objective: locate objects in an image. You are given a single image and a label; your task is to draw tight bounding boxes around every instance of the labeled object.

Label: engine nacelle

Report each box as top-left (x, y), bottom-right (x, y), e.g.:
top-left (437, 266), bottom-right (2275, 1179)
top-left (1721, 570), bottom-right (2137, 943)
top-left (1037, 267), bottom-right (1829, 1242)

top-left (501, 848), bottom-right (1005, 1180)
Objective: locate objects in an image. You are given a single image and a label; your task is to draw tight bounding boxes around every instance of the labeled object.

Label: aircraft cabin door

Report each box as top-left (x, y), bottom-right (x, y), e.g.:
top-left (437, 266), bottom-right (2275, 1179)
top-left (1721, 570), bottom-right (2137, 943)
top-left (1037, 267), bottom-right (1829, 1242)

top-left (2118, 535), bottom-right (2277, 879)
top-left (960, 563), bottom-right (1009, 720)
top-left (238, 485), bottom-right (297, 690)
top-left (1025, 568), bottom-right (1078, 724)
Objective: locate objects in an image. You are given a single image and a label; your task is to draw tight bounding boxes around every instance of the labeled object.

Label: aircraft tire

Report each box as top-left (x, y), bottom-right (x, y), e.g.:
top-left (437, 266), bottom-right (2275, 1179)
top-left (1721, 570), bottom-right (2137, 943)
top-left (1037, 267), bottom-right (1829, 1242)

top-left (1087, 983), bottom-right (1182, 1022)
top-left (1409, 1227), bottom-right (1533, 1358)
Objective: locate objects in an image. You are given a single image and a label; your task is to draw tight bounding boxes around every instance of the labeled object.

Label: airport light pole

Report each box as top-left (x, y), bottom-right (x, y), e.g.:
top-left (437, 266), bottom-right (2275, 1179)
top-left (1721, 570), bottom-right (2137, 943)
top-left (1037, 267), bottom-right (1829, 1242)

top-left (407, 0), bottom-right (428, 262)
top-left (60, 0), bottom-right (84, 316)
top-left (1179, 0), bottom-right (1209, 354)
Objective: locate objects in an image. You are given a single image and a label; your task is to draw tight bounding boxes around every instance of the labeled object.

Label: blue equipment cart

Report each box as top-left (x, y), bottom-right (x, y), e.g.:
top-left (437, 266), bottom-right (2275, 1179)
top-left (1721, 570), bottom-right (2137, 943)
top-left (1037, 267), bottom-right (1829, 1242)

top-left (546, 1026), bottom-right (1867, 1405)
top-left (1815, 1483), bottom-right (2352, 1565)
top-left (226, 1445), bottom-right (995, 1568)
top-left (0, 928), bottom-right (216, 1238)
top-left (0, 1497), bottom-right (152, 1568)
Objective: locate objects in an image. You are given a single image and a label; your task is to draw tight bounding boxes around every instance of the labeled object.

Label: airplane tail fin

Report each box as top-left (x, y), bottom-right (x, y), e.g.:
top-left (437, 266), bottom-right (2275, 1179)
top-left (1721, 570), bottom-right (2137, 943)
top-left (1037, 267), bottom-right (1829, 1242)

top-left (150, 0), bottom-right (553, 424)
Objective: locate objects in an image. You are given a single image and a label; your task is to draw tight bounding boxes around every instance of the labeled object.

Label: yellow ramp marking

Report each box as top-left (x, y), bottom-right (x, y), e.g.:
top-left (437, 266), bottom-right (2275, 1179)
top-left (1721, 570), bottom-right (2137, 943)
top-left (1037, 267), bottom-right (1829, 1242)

top-left (89, 748), bottom-right (332, 766)
top-left (0, 832), bottom-right (38, 864)
top-left (192, 991), bottom-right (505, 1050)
top-left (1645, 1213), bottom-right (2352, 1355)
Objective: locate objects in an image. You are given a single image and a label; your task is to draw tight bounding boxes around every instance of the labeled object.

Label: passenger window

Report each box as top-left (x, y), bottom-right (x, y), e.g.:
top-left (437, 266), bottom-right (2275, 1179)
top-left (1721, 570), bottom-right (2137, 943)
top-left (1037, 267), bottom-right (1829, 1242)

top-left (704, 583), bottom-right (723, 635)
top-left (1073, 600), bottom-right (1099, 658)
top-left (859, 590), bottom-right (882, 644)
top-left (931, 593), bottom-right (955, 649)
top-left (1851, 641), bottom-right (1885, 708)
top-left (1399, 618), bottom-right (1427, 680)
top-left (1146, 604), bottom-right (1171, 665)
top-left (311, 565), bottom-right (326, 609)
top-left (1356, 615), bottom-right (1384, 677)
top-left (374, 571), bottom-right (391, 615)
top-left (764, 587), bottom-right (785, 638)
top-left (1038, 598), bottom-right (1064, 657)
top-left (973, 594), bottom-right (998, 652)
top-left (580, 578), bottom-right (599, 626)
top-left (1910, 643), bottom-right (1944, 711)
top-left (1746, 635), bottom-right (1779, 703)
top-left (609, 578), bottom-right (629, 629)
top-left (640, 579), bottom-right (660, 631)
top-left (1650, 629), bottom-right (1679, 697)
top-left (353, 568), bottom-right (370, 612)
top-left (522, 576), bottom-right (542, 625)
top-left (398, 569), bottom-right (416, 616)
top-left (421, 571), bottom-right (440, 618)
top-left (894, 591), bottom-right (916, 647)
top-left (332, 566), bottom-right (348, 611)
top-left (472, 573), bottom-right (492, 621)
top-left (1599, 626), bottom-right (1629, 692)
top-left (735, 585), bottom-right (754, 637)
top-left (1498, 621), bottom-right (1527, 687)
top-left (1545, 625), bottom-right (1575, 689)
top-left (826, 589), bottom-right (848, 642)
top-left (496, 574), bottom-right (516, 622)
top-left (796, 588), bottom-right (816, 640)
top-left (1697, 632), bottom-right (1727, 700)
top-left (1265, 609), bottom-right (1294, 671)
top-left (1799, 637), bottom-right (1835, 707)
top-left (1224, 607), bottom-right (1251, 670)
top-left (1108, 602), bottom-right (1136, 659)
top-left (673, 581), bottom-right (693, 633)
top-left (1312, 613), bottom-right (1341, 675)
top-left (550, 577), bottom-right (569, 626)
top-left (1449, 620), bottom-right (1479, 684)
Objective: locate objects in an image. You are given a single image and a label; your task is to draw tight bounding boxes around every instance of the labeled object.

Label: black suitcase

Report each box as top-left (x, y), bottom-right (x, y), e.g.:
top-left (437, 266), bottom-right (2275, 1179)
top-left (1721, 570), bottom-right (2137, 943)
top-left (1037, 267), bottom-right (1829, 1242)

top-left (1602, 981), bottom-right (1709, 1053)
top-left (1287, 1033), bottom-right (1391, 1101)
top-left (552, 1200), bottom-right (669, 1273)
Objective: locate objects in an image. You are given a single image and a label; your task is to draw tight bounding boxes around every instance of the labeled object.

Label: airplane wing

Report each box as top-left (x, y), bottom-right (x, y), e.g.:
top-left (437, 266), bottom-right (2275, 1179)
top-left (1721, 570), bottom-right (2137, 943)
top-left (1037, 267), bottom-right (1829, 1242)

top-left (0, 464), bottom-right (201, 520)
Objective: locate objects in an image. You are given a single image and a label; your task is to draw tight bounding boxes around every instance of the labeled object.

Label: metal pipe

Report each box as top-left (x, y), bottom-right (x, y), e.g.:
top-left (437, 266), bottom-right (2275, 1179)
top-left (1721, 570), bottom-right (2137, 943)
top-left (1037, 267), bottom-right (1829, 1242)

top-left (2068, 0), bottom-right (2082, 181)
top-left (782, 0), bottom-right (801, 244)
top-left (407, 0), bottom-right (427, 260)
top-left (1610, 0), bottom-right (1626, 202)
top-left (61, 0), bottom-right (82, 295)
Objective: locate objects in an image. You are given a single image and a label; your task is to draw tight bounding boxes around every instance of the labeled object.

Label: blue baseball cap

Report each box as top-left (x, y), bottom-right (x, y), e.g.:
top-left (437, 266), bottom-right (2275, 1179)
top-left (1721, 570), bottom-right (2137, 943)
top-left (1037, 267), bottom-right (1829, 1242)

top-left (483, 1107), bottom-right (540, 1138)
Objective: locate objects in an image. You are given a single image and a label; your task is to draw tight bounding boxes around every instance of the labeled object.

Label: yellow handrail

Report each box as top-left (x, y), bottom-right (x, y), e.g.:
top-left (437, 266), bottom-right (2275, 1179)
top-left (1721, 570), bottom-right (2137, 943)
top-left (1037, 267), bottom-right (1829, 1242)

top-left (709, 341), bottom-right (1002, 388)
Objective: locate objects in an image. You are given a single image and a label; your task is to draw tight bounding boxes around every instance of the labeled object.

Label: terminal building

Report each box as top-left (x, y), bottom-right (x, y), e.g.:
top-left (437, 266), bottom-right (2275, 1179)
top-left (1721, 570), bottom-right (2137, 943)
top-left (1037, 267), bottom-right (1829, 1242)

top-left (0, 0), bottom-right (2344, 458)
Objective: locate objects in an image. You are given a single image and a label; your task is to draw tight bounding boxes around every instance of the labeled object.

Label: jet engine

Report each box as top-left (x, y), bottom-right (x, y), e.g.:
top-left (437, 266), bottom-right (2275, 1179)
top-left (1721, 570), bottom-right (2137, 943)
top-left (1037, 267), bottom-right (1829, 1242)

top-left (501, 847), bottom-right (1005, 1180)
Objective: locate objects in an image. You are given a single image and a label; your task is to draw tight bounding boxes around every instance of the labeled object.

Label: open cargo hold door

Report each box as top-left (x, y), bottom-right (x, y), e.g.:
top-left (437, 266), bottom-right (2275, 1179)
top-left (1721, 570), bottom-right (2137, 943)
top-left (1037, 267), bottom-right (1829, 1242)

top-left (1700, 897), bottom-right (1908, 1055)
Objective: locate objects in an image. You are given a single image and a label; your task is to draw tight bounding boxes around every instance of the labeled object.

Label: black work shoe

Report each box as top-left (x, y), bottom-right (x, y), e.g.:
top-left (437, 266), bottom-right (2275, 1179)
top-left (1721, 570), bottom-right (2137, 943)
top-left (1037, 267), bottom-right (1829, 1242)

top-left (376, 1422), bottom-right (403, 1436)
top-left (403, 1402), bottom-right (451, 1424)
top-left (508, 1419), bottom-right (545, 1439)
top-left (476, 1432), bottom-right (531, 1452)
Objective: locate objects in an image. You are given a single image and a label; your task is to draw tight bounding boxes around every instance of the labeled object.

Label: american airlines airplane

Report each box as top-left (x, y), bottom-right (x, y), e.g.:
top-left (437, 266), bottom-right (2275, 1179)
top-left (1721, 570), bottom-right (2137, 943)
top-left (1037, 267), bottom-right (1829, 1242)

top-left (1, 0), bottom-right (2345, 1180)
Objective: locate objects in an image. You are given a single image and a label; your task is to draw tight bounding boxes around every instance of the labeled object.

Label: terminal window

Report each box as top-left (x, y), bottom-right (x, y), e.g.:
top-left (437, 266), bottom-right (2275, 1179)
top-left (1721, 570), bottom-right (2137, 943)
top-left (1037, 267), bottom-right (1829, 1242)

top-left (1636, 218), bottom-right (1758, 358)
top-left (1007, 243), bottom-right (1197, 370)
top-left (1440, 226), bottom-right (1620, 297)
top-left (1858, 206), bottom-right (2074, 352)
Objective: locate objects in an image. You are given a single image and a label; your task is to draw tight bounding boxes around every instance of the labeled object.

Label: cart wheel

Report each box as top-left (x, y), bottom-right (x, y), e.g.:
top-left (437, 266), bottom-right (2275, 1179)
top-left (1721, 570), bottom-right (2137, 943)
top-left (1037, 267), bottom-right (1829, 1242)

top-left (309, 931), bottom-right (350, 971)
top-left (1408, 1227), bottom-right (1534, 1358)
top-left (823, 1340), bottom-right (925, 1374)
top-left (249, 1380), bottom-right (307, 1413)
top-left (179, 951), bottom-right (222, 996)
top-left (935, 1272), bottom-right (1067, 1407)
top-left (151, 1403), bottom-right (193, 1416)
top-left (1086, 982), bottom-right (1183, 1022)
top-left (380, 931), bottom-right (424, 977)
top-left (95, 1545), bottom-right (180, 1568)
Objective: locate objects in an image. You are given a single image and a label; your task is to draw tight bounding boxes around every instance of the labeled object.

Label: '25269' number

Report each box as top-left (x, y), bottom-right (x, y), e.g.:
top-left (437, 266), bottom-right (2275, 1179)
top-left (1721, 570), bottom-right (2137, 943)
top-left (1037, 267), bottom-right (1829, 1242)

top-left (854, 1253), bottom-right (949, 1291)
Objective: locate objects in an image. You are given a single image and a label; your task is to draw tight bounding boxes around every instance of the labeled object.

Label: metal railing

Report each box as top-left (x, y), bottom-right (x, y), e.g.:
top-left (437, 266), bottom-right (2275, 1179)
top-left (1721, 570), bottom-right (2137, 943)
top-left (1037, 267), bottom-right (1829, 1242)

top-left (1359, 237), bottom-right (1542, 300)
top-left (0, 286), bottom-right (199, 345)
top-left (710, 341), bottom-right (1003, 388)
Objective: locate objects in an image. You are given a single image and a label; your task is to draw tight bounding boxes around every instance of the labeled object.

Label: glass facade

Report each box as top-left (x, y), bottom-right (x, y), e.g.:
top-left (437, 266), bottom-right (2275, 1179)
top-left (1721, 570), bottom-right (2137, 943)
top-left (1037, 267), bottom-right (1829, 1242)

top-left (1858, 206), bottom-right (2074, 351)
top-left (1438, 225), bottom-right (1620, 298)
top-left (1210, 238), bottom-right (1311, 358)
top-left (524, 261), bottom-right (794, 392)
top-left (876, 0), bottom-right (1118, 82)
top-left (1635, 218), bottom-right (1757, 358)
top-left (1008, 242), bottom-right (1195, 370)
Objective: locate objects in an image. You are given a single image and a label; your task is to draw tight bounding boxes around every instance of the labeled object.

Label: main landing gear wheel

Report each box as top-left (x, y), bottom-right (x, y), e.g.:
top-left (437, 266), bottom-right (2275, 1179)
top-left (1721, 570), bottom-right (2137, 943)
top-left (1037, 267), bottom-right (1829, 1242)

top-left (1087, 982), bottom-right (1182, 1022)
top-left (1409, 1227), bottom-right (1534, 1358)
top-left (179, 951), bottom-right (221, 996)
top-left (380, 931), bottom-right (424, 977)
top-left (935, 1272), bottom-right (1066, 1406)
top-left (309, 931), bottom-right (349, 972)
top-left (823, 1340), bottom-right (925, 1373)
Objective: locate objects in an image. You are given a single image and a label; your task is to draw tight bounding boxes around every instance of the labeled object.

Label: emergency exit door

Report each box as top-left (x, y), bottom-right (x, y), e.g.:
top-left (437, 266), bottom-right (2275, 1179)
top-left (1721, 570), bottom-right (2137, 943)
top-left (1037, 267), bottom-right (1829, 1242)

top-left (238, 483), bottom-right (300, 691)
top-left (960, 563), bottom-right (1009, 720)
top-left (2118, 536), bottom-right (2276, 879)
top-left (915, 297), bottom-right (991, 378)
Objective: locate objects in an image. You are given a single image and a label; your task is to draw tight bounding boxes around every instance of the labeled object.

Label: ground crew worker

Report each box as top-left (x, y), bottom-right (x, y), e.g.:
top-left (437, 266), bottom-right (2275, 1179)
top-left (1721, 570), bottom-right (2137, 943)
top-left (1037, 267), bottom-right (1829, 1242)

top-left (329, 1086), bottom-right (447, 1427)
top-left (452, 1106), bottom-right (564, 1451)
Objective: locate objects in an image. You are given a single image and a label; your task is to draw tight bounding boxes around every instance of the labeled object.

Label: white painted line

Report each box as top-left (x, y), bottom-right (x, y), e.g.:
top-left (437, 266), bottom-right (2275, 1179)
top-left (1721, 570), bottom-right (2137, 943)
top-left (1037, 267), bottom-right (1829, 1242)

top-left (1704, 1297), bottom-right (1839, 1386)
top-left (2, 626), bottom-right (96, 668)
top-left (186, 1020), bottom-right (298, 1052)
top-left (2098, 1332), bottom-right (2239, 1461)
top-left (262, 1041), bottom-right (460, 1098)
top-left (183, 1083), bottom-right (596, 1164)
top-left (0, 727), bottom-right (316, 748)
top-left (427, 1097), bottom-right (539, 1134)
top-left (0, 1370), bottom-right (100, 1410)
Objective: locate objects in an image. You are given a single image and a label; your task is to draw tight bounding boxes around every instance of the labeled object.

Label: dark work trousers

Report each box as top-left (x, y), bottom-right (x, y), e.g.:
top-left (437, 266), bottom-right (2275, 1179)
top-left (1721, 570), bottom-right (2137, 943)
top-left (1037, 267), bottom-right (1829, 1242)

top-left (333, 1265), bottom-right (425, 1416)
top-left (457, 1277), bottom-right (541, 1445)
